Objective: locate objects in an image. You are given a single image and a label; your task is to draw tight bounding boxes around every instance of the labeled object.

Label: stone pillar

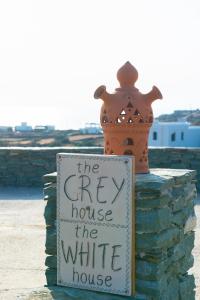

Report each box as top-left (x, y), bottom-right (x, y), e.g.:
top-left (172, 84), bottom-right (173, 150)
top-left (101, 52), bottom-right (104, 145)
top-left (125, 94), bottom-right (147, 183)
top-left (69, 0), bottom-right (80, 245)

top-left (44, 169), bottom-right (197, 300)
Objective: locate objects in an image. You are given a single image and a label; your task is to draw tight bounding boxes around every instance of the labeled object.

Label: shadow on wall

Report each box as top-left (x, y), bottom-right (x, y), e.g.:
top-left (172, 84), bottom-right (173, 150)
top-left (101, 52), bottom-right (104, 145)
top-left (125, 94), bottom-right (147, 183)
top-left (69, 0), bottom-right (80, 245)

top-left (44, 285), bottom-right (132, 300)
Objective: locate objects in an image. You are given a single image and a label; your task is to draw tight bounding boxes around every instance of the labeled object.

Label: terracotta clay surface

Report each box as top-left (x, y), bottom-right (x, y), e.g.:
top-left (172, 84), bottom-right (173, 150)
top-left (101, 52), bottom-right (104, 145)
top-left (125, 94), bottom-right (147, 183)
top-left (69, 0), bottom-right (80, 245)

top-left (94, 61), bottom-right (163, 173)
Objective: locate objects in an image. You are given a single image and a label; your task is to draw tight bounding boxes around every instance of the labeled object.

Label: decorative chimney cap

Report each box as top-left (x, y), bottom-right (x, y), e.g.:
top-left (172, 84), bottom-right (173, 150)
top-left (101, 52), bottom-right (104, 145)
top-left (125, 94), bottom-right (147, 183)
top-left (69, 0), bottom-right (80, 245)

top-left (117, 61), bottom-right (138, 87)
top-left (94, 61), bottom-right (163, 173)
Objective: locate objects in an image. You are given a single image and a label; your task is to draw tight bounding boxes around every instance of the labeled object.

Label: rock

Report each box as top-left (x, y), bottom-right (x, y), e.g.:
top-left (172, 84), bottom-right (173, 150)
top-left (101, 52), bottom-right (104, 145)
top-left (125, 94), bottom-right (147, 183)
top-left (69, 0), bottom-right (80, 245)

top-left (179, 274), bottom-right (195, 300)
top-left (136, 207), bottom-right (172, 233)
top-left (136, 227), bottom-right (181, 250)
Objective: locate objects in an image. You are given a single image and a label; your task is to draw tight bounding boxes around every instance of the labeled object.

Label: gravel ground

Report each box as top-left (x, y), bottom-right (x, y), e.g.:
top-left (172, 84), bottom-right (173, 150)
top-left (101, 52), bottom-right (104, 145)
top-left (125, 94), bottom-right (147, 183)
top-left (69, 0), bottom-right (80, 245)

top-left (0, 191), bottom-right (46, 300)
top-left (191, 195), bottom-right (200, 299)
top-left (0, 190), bottom-right (199, 299)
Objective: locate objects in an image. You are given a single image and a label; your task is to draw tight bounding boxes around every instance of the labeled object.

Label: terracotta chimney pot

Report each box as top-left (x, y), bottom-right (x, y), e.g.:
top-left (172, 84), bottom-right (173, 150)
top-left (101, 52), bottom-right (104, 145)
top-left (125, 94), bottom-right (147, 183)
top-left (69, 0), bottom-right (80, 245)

top-left (94, 62), bottom-right (162, 173)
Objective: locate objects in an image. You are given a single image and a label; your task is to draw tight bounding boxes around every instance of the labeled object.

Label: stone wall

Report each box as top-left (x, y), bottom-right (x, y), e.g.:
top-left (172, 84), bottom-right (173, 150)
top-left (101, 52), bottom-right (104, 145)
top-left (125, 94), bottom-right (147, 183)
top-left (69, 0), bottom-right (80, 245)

top-left (0, 147), bottom-right (200, 192)
top-left (0, 147), bottom-right (102, 187)
top-left (44, 169), bottom-right (197, 300)
top-left (149, 148), bottom-right (200, 192)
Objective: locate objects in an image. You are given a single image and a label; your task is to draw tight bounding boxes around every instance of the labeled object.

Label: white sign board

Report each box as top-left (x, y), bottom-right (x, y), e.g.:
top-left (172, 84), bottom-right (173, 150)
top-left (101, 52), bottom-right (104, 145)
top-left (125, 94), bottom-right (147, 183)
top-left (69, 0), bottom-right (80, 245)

top-left (57, 154), bottom-right (134, 296)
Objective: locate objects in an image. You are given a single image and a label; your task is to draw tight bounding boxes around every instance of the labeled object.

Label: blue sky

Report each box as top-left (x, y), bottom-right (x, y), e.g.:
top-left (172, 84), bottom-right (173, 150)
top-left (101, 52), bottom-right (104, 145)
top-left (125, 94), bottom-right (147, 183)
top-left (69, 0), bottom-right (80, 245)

top-left (0, 0), bottom-right (199, 129)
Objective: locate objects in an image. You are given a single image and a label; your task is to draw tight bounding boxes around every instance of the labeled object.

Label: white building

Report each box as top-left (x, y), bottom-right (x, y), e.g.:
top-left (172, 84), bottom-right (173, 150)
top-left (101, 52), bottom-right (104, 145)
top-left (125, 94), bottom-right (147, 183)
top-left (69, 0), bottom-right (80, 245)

top-left (15, 122), bottom-right (33, 132)
top-left (80, 123), bottom-right (102, 134)
top-left (149, 121), bottom-right (200, 147)
top-left (0, 126), bottom-right (13, 132)
top-left (34, 125), bottom-right (55, 132)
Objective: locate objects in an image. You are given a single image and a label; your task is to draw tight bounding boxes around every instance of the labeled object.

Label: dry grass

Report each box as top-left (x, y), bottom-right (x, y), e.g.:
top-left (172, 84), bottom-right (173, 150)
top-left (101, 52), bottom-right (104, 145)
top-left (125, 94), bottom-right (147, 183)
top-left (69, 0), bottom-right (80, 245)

top-left (37, 138), bottom-right (55, 145)
top-left (69, 134), bottom-right (102, 141)
top-left (18, 140), bottom-right (32, 145)
top-left (0, 134), bottom-right (103, 147)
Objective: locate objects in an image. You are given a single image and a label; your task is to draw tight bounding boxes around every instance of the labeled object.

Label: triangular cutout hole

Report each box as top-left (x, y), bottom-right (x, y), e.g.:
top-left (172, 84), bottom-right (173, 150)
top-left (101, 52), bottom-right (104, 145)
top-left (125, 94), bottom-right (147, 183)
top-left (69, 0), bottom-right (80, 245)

top-left (127, 102), bottom-right (133, 108)
top-left (127, 118), bottom-right (133, 124)
top-left (134, 109), bottom-right (140, 116)
top-left (120, 110), bottom-right (126, 115)
top-left (115, 118), bottom-right (122, 124)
